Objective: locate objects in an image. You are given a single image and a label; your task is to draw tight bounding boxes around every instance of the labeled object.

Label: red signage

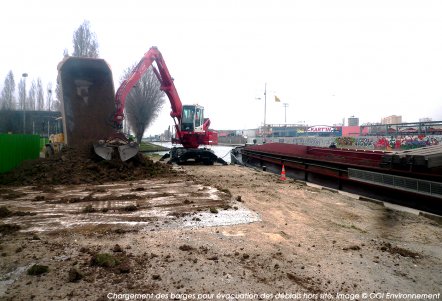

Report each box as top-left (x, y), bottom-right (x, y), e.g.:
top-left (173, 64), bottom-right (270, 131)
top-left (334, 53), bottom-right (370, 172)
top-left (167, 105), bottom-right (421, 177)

top-left (307, 126), bottom-right (334, 133)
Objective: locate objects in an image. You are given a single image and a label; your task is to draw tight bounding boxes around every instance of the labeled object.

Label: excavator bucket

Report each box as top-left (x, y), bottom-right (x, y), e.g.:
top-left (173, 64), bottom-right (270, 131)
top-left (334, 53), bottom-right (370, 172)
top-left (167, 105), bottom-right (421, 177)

top-left (118, 143), bottom-right (139, 162)
top-left (92, 133), bottom-right (139, 161)
top-left (58, 57), bottom-right (139, 161)
top-left (93, 142), bottom-right (139, 161)
top-left (93, 142), bottom-right (114, 161)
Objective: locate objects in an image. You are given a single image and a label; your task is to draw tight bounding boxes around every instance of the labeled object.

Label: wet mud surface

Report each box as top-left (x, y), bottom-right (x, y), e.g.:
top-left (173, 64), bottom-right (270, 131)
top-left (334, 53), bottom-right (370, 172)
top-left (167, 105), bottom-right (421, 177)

top-left (0, 178), bottom-right (258, 233)
top-left (0, 161), bottom-right (441, 300)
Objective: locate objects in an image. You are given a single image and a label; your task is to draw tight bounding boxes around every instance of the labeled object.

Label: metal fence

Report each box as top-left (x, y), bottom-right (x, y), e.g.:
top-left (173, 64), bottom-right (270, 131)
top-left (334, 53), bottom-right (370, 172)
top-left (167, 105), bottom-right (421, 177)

top-left (348, 168), bottom-right (442, 199)
top-left (0, 134), bottom-right (40, 173)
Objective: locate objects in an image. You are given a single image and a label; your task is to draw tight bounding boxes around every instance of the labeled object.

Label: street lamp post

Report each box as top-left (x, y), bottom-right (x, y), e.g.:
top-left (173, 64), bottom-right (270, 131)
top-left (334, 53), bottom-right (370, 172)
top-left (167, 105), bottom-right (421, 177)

top-left (47, 89), bottom-right (52, 111)
top-left (22, 73), bottom-right (28, 134)
top-left (257, 84), bottom-right (267, 125)
top-left (263, 83), bottom-right (267, 126)
top-left (255, 83), bottom-right (268, 141)
top-left (283, 103), bottom-right (289, 123)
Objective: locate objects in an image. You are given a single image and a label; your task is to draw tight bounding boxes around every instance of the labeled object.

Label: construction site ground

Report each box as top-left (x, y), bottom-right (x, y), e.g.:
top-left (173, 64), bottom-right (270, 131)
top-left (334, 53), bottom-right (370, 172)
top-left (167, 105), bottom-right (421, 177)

top-left (0, 157), bottom-right (441, 301)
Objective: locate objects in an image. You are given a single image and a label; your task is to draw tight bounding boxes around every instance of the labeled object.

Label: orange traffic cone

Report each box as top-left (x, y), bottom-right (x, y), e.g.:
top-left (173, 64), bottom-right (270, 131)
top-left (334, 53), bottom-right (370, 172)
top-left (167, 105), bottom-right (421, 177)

top-left (280, 164), bottom-right (287, 181)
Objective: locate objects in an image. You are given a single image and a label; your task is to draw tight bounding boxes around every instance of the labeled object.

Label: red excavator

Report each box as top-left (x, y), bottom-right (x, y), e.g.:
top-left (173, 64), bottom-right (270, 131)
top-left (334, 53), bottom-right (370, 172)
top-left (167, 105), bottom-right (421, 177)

top-left (94, 47), bottom-right (227, 165)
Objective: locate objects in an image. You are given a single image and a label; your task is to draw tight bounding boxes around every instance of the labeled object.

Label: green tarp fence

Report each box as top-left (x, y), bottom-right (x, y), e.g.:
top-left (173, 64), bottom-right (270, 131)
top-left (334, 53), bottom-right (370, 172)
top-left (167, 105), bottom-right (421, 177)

top-left (0, 134), bottom-right (40, 173)
top-left (40, 137), bottom-right (48, 150)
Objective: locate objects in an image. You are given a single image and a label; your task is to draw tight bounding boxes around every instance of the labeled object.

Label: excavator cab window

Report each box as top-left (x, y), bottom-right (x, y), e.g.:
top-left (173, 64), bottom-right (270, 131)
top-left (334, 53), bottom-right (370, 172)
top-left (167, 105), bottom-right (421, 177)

top-left (195, 107), bottom-right (203, 128)
top-left (181, 105), bottom-right (195, 131)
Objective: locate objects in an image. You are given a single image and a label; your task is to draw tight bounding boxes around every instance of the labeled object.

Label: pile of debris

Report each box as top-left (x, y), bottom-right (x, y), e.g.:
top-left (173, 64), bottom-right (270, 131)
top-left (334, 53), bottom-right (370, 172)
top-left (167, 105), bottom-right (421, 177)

top-left (0, 147), bottom-right (174, 186)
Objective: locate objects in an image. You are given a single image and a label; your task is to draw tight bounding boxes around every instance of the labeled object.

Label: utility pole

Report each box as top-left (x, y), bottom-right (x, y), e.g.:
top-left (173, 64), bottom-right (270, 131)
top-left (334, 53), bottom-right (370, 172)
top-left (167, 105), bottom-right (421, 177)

top-left (254, 83), bottom-right (268, 126)
top-left (283, 103), bottom-right (289, 123)
top-left (255, 83), bottom-right (268, 139)
top-left (22, 73), bottom-right (28, 134)
top-left (263, 82), bottom-right (267, 126)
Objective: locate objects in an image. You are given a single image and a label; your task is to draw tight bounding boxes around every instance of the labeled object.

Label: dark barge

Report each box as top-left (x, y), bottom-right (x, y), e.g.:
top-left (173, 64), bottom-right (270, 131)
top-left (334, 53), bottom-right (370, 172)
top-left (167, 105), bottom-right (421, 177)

top-left (232, 143), bottom-right (442, 215)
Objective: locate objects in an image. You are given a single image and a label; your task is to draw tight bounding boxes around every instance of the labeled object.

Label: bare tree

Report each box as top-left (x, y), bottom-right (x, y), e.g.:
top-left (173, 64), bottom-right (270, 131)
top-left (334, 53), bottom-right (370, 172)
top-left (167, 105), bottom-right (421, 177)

top-left (122, 65), bottom-right (165, 144)
top-left (54, 21), bottom-right (100, 112)
top-left (46, 82), bottom-right (53, 111)
top-left (72, 20), bottom-right (99, 58)
top-left (52, 99), bottom-right (61, 112)
top-left (18, 78), bottom-right (26, 111)
top-left (54, 75), bottom-right (62, 112)
top-left (36, 78), bottom-right (44, 110)
top-left (0, 70), bottom-right (16, 110)
top-left (28, 79), bottom-right (37, 110)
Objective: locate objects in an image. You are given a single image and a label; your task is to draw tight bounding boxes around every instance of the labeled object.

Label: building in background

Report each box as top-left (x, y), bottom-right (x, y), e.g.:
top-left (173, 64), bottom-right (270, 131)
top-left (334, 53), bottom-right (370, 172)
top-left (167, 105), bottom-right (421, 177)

top-left (0, 110), bottom-right (62, 137)
top-left (162, 126), bottom-right (172, 141)
top-left (381, 115), bottom-right (402, 124)
top-left (348, 116), bottom-right (359, 126)
top-left (419, 117), bottom-right (432, 122)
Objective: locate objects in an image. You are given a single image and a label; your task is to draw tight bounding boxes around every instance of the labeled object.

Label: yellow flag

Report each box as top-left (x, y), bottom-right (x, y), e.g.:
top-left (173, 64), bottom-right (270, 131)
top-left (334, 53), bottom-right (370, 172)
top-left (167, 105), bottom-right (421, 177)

top-left (275, 95), bottom-right (281, 102)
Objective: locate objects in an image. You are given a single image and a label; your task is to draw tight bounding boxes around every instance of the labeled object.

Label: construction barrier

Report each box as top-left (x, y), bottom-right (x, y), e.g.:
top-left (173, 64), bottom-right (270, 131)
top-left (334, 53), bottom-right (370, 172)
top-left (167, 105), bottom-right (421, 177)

top-left (0, 134), bottom-right (40, 173)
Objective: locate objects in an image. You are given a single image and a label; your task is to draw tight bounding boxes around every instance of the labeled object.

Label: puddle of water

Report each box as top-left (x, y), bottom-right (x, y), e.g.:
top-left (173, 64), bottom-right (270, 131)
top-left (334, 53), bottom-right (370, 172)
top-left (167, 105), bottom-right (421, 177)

top-left (181, 204), bottom-right (260, 229)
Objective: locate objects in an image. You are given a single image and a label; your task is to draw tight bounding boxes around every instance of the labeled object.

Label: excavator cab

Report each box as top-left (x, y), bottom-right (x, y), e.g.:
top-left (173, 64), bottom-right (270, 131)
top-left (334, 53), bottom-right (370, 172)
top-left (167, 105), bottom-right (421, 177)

top-left (181, 105), bottom-right (204, 133)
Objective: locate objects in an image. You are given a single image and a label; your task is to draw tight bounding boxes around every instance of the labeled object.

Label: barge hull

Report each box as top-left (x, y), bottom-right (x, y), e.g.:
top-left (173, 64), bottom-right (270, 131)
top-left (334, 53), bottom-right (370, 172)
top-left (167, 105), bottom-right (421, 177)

top-left (240, 143), bottom-right (442, 215)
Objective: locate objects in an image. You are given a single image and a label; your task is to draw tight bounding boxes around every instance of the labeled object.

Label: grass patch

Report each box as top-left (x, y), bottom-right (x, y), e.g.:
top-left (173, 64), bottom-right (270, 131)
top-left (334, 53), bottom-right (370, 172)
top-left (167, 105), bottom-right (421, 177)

top-left (146, 153), bottom-right (163, 159)
top-left (139, 142), bottom-right (169, 152)
top-left (91, 253), bottom-right (119, 268)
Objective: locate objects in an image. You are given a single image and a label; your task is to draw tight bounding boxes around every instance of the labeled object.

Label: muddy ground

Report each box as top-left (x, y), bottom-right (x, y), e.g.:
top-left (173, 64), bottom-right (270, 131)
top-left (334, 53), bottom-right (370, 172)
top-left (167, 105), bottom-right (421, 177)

top-left (0, 158), bottom-right (441, 301)
top-left (0, 147), bottom-right (173, 186)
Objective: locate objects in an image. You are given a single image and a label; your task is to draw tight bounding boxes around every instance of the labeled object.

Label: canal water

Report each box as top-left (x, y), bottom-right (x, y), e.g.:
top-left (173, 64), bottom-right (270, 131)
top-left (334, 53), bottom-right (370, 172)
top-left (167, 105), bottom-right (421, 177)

top-left (150, 142), bottom-right (235, 164)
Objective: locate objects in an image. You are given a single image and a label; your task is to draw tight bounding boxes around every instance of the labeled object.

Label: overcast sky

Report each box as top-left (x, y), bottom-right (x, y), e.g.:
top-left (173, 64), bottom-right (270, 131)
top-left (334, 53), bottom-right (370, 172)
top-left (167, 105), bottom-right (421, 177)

top-left (1, 0), bottom-right (442, 135)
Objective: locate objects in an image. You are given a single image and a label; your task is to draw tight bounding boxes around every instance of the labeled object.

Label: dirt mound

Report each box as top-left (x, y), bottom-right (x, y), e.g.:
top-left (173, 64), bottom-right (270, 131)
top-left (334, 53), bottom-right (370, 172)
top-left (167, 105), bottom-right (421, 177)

top-left (0, 146), bottom-right (174, 186)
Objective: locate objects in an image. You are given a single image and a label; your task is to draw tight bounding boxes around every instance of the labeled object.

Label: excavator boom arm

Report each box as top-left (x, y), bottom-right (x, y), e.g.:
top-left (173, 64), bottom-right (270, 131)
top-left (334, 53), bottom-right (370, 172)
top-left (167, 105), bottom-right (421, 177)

top-left (113, 47), bottom-right (183, 129)
top-left (94, 46), bottom-right (219, 162)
